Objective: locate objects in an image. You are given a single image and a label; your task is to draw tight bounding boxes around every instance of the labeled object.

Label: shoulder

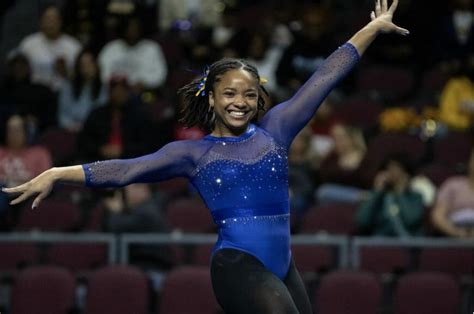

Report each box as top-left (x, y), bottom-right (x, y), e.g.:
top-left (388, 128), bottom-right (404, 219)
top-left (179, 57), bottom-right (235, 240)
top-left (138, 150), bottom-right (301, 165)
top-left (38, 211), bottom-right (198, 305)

top-left (19, 32), bottom-right (42, 48)
top-left (442, 176), bottom-right (468, 188)
top-left (59, 34), bottom-right (81, 48)
top-left (99, 40), bottom-right (125, 56)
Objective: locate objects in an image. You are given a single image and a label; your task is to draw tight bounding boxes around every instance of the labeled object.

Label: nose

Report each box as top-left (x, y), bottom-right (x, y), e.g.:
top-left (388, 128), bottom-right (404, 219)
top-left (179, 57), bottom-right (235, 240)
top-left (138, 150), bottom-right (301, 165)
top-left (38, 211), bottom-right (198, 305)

top-left (233, 94), bottom-right (246, 106)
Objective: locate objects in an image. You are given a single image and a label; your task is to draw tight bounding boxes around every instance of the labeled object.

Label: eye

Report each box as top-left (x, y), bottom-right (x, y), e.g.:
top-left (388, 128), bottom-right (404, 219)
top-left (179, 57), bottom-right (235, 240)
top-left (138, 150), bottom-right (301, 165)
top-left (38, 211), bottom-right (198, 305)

top-left (223, 91), bottom-right (235, 97)
top-left (246, 93), bottom-right (258, 99)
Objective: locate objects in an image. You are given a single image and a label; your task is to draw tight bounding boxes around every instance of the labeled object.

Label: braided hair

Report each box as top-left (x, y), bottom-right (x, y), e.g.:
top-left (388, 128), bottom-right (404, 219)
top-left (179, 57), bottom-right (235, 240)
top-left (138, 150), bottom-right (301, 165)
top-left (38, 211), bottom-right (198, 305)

top-left (178, 58), bottom-right (268, 132)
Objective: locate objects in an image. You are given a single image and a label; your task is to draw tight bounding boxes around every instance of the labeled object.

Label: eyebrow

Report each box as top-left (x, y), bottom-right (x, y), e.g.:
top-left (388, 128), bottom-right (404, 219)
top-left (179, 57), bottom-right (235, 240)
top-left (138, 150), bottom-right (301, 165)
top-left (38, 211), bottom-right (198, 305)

top-left (222, 87), bottom-right (258, 92)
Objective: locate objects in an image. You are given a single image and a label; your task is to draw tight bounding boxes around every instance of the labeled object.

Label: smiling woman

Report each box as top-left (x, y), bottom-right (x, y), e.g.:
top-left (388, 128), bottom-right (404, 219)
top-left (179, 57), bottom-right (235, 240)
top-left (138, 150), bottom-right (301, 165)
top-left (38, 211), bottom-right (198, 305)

top-left (2, 1), bottom-right (409, 313)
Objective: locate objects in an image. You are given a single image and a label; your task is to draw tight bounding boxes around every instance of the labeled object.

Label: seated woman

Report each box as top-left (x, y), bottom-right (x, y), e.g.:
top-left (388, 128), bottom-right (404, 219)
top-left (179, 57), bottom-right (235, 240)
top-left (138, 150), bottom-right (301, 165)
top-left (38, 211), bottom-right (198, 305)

top-left (315, 122), bottom-right (369, 205)
top-left (431, 147), bottom-right (474, 238)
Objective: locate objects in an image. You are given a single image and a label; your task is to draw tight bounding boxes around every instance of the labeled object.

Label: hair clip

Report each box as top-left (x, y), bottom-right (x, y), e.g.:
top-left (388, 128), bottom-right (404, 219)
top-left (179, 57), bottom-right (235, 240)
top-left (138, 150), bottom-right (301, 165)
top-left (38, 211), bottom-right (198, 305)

top-left (195, 68), bottom-right (210, 97)
top-left (195, 77), bottom-right (207, 97)
top-left (259, 77), bottom-right (268, 85)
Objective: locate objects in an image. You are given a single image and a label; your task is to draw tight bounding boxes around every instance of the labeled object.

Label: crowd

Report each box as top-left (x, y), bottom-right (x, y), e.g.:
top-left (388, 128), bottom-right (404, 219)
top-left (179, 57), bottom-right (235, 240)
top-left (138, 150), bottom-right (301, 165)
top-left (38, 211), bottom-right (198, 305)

top-left (0, 0), bottom-right (473, 243)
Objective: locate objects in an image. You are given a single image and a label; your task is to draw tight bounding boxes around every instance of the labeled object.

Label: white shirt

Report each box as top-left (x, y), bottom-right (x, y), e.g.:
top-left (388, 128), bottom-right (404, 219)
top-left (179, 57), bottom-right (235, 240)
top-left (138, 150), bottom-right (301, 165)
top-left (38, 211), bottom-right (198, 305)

top-left (98, 39), bottom-right (167, 89)
top-left (18, 32), bottom-right (82, 91)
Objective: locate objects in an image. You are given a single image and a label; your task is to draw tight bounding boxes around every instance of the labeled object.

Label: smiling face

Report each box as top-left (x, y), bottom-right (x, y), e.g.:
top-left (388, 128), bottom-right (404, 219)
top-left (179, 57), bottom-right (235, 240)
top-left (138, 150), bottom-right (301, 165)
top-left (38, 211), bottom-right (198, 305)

top-left (209, 69), bottom-right (259, 137)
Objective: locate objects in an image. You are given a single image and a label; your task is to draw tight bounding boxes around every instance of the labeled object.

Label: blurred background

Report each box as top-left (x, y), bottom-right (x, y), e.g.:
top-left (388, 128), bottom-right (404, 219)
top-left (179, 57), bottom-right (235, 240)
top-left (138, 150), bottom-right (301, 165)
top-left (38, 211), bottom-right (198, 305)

top-left (0, 0), bottom-right (473, 313)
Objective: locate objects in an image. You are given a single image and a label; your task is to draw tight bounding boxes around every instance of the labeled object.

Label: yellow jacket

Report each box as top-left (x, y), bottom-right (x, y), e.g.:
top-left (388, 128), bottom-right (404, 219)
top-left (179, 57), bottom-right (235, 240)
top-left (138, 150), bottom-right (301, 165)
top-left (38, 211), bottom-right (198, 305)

top-left (439, 76), bottom-right (474, 131)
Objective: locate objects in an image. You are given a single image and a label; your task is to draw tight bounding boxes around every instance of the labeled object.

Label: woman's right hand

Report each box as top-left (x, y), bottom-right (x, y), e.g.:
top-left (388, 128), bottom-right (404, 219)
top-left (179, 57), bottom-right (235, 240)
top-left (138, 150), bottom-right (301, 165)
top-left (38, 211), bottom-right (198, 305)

top-left (2, 169), bottom-right (56, 209)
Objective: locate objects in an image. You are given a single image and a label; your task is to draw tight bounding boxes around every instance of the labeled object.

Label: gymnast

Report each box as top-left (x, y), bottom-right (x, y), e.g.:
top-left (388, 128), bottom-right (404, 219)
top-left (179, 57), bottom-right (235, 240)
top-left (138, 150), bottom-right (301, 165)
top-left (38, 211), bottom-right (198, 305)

top-left (3, 1), bottom-right (408, 313)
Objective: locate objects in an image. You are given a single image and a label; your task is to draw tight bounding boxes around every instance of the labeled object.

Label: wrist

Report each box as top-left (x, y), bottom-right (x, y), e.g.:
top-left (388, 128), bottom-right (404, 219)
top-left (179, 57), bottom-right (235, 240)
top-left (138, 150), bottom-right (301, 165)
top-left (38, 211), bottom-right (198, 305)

top-left (364, 21), bottom-right (382, 36)
top-left (47, 167), bottom-right (63, 183)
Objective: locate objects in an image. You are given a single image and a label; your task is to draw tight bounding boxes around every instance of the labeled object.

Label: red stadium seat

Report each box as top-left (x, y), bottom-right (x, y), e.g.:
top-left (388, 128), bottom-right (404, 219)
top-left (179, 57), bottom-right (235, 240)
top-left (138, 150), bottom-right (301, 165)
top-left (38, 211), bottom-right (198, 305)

top-left (291, 244), bottom-right (335, 274)
top-left (37, 128), bottom-right (77, 166)
top-left (315, 270), bottom-right (381, 314)
top-left (0, 243), bottom-right (39, 273)
top-left (356, 65), bottom-right (415, 96)
top-left (84, 265), bottom-right (149, 314)
top-left (10, 266), bottom-right (75, 314)
top-left (166, 197), bottom-right (215, 233)
top-left (45, 243), bottom-right (108, 274)
top-left (394, 272), bottom-right (460, 314)
top-left (158, 266), bottom-right (221, 314)
top-left (16, 198), bottom-right (80, 232)
top-left (300, 203), bottom-right (358, 235)
top-left (433, 132), bottom-right (473, 168)
top-left (418, 248), bottom-right (474, 278)
top-left (358, 246), bottom-right (411, 275)
top-left (192, 243), bottom-right (214, 266)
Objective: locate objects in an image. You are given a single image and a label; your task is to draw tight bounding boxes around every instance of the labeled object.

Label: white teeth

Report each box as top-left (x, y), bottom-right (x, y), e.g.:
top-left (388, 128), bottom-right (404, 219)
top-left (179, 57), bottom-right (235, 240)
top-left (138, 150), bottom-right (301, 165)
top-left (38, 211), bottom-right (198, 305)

top-left (229, 111), bottom-right (246, 117)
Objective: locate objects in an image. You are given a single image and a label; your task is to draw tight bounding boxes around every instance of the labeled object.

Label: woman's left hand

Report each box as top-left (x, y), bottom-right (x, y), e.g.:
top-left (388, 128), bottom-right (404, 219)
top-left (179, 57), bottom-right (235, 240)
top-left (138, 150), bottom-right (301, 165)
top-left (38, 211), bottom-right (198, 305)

top-left (369, 0), bottom-right (409, 36)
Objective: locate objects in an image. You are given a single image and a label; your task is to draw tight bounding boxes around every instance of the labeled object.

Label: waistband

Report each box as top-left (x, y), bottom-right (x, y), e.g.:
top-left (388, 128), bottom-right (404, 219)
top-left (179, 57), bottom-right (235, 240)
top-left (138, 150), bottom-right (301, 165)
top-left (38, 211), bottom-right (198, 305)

top-left (211, 201), bottom-right (289, 222)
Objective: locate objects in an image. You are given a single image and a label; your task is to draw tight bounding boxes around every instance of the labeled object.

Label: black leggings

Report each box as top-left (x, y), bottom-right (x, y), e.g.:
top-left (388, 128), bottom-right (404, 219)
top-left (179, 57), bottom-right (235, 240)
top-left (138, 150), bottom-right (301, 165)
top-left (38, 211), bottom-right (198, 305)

top-left (211, 248), bottom-right (313, 314)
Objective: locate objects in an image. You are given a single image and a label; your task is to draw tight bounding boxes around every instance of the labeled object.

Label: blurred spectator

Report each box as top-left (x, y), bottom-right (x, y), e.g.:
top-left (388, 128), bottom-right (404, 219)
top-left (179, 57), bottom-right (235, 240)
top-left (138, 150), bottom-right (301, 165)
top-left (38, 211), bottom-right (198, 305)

top-left (288, 126), bottom-right (315, 222)
top-left (276, 4), bottom-right (334, 96)
top-left (308, 94), bottom-right (342, 168)
top-left (62, 0), bottom-right (109, 53)
top-left (438, 54), bottom-right (474, 132)
top-left (102, 184), bottom-right (167, 233)
top-left (158, 0), bottom-right (222, 32)
top-left (98, 15), bottom-right (167, 93)
top-left (355, 154), bottom-right (424, 237)
top-left (77, 76), bottom-right (156, 161)
top-left (0, 115), bottom-right (52, 188)
top-left (246, 32), bottom-right (284, 95)
top-left (431, 148), bottom-right (474, 238)
top-left (101, 183), bottom-right (171, 269)
top-left (17, 5), bottom-right (82, 91)
top-left (58, 49), bottom-right (107, 133)
top-left (0, 52), bottom-right (57, 135)
top-left (435, 0), bottom-right (473, 70)
top-left (315, 123), bottom-right (368, 204)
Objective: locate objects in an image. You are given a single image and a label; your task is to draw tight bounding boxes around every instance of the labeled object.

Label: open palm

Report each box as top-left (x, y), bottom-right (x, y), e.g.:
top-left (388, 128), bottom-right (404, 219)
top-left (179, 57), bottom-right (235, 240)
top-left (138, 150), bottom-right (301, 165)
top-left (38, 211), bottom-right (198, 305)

top-left (370, 0), bottom-right (409, 35)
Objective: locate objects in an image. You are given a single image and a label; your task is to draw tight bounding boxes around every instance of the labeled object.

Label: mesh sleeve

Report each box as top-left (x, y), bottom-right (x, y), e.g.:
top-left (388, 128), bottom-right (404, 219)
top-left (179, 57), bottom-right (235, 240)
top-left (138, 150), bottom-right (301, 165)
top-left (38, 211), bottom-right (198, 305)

top-left (260, 42), bottom-right (360, 148)
top-left (82, 140), bottom-right (198, 188)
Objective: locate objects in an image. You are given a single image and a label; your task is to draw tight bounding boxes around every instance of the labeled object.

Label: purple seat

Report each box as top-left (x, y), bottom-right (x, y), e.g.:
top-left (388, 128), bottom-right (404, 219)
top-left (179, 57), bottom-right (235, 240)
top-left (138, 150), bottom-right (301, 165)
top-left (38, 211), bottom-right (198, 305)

top-left (315, 270), bottom-right (381, 314)
top-left (394, 272), bottom-right (460, 314)
top-left (11, 266), bottom-right (75, 314)
top-left (84, 265), bottom-right (148, 314)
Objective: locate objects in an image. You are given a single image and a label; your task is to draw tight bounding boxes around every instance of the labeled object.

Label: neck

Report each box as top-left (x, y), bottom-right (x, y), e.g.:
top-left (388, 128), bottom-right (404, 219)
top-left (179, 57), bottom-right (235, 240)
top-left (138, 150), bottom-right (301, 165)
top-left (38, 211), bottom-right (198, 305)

top-left (211, 124), bottom-right (249, 138)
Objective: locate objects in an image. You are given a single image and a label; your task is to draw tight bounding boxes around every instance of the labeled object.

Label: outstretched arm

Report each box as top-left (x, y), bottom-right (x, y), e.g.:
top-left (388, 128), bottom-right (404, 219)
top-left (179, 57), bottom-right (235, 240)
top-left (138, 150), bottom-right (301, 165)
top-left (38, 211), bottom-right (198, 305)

top-left (260, 0), bottom-right (408, 148)
top-left (2, 141), bottom-right (196, 209)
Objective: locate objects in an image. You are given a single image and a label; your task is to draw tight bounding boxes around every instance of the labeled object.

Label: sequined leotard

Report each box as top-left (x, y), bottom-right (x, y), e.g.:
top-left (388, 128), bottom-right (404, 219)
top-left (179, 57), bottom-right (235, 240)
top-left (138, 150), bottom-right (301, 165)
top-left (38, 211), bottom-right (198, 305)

top-left (82, 43), bottom-right (360, 280)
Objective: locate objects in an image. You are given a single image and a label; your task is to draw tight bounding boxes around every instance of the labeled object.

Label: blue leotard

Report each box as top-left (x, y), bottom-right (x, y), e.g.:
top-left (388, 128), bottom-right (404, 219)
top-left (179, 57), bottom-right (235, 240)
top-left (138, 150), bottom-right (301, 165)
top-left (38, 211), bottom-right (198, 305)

top-left (82, 43), bottom-right (360, 280)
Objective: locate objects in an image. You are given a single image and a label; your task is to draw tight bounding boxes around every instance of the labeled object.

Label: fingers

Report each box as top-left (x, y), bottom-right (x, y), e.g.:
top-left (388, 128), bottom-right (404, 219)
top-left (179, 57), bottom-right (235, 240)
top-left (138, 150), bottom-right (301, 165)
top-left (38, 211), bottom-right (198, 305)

top-left (10, 190), bottom-right (34, 206)
top-left (382, 0), bottom-right (388, 12)
top-left (370, 11), bottom-right (376, 20)
top-left (375, 0), bottom-right (382, 16)
top-left (2, 183), bottom-right (27, 194)
top-left (396, 26), bottom-right (410, 36)
top-left (388, 0), bottom-right (399, 14)
top-left (32, 192), bottom-right (47, 209)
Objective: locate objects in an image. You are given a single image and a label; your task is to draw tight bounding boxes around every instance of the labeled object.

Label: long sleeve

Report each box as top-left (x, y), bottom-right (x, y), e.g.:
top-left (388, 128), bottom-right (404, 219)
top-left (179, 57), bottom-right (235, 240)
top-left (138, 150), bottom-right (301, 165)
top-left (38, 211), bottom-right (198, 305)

top-left (82, 141), bottom-right (198, 188)
top-left (260, 43), bottom-right (360, 148)
top-left (355, 191), bottom-right (384, 234)
top-left (397, 191), bottom-right (424, 232)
